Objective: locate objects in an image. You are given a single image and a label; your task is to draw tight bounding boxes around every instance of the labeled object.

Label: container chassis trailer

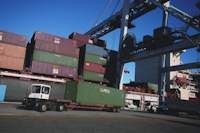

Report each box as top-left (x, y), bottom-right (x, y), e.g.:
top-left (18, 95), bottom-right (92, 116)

top-left (22, 83), bottom-right (125, 113)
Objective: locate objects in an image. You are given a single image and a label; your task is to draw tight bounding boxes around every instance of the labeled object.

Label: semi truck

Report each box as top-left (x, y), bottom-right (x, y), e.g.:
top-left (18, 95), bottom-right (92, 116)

top-left (22, 81), bottom-right (125, 112)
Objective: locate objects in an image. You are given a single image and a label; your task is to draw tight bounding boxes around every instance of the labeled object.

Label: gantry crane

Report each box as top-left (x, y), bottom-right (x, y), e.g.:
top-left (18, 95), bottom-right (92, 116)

top-left (85, 0), bottom-right (200, 106)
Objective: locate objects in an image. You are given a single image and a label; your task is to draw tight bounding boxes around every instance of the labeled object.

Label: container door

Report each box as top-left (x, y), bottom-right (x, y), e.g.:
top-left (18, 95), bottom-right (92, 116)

top-left (0, 85), bottom-right (6, 102)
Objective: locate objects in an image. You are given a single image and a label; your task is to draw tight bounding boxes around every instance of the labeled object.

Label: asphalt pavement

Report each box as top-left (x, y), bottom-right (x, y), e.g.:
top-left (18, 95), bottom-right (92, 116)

top-left (0, 102), bottom-right (199, 133)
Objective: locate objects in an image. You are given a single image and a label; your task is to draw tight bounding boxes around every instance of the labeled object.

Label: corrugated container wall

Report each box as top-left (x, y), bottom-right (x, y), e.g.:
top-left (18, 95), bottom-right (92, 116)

top-left (69, 32), bottom-right (106, 47)
top-left (32, 50), bottom-right (78, 68)
top-left (78, 44), bottom-right (117, 85)
top-left (0, 55), bottom-right (24, 71)
top-left (24, 31), bottom-right (79, 79)
top-left (0, 31), bottom-right (27, 71)
top-left (83, 71), bottom-right (109, 83)
top-left (31, 61), bottom-right (77, 78)
top-left (34, 39), bottom-right (79, 58)
top-left (0, 30), bottom-right (27, 47)
top-left (0, 42), bottom-right (26, 59)
top-left (64, 81), bottom-right (125, 107)
top-left (33, 31), bottom-right (77, 47)
top-left (84, 62), bottom-right (106, 74)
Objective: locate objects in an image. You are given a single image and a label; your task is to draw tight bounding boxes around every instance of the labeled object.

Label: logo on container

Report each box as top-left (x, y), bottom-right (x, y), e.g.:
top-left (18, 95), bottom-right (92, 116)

top-left (100, 88), bottom-right (110, 94)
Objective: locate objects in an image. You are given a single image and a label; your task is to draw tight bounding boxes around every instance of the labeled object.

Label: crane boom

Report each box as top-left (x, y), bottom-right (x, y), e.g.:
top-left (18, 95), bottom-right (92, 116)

top-left (149, 0), bottom-right (200, 32)
top-left (85, 0), bottom-right (169, 38)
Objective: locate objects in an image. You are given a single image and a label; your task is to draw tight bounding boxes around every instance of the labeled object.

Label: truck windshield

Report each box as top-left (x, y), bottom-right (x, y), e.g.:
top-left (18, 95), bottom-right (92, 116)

top-left (42, 86), bottom-right (50, 94)
top-left (32, 86), bottom-right (41, 93)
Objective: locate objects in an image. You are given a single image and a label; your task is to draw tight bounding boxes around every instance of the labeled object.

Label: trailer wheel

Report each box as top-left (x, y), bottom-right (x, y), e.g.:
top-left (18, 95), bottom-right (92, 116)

top-left (39, 104), bottom-right (47, 112)
top-left (57, 104), bottom-right (64, 112)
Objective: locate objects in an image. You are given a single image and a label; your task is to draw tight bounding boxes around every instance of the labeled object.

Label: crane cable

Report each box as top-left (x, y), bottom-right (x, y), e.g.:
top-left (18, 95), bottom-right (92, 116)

top-left (93, 0), bottom-right (112, 28)
top-left (110, 0), bottom-right (121, 16)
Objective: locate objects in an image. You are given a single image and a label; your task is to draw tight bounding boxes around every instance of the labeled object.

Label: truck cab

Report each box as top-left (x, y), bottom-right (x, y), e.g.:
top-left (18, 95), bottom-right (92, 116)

top-left (28, 84), bottom-right (51, 100)
top-left (23, 84), bottom-right (53, 111)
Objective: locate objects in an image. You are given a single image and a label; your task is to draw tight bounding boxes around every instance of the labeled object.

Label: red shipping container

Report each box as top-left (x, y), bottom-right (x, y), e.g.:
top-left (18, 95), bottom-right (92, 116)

top-left (0, 55), bottom-right (24, 71)
top-left (93, 38), bottom-right (107, 47)
top-left (69, 32), bottom-right (93, 44)
top-left (84, 62), bottom-right (106, 74)
top-left (0, 42), bottom-right (26, 59)
top-left (76, 40), bottom-right (87, 48)
top-left (0, 30), bottom-right (27, 47)
top-left (31, 61), bottom-right (77, 78)
top-left (33, 39), bottom-right (79, 58)
top-left (33, 31), bottom-right (77, 47)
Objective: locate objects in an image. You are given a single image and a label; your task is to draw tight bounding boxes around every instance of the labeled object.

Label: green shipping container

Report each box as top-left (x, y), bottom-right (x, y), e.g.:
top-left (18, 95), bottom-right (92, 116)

top-left (64, 81), bottom-right (125, 107)
top-left (148, 83), bottom-right (158, 91)
top-left (33, 50), bottom-right (78, 68)
top-left (84, 53), bottom-right (108, 66)
top-left (83, 71), bottom-right (109, 83)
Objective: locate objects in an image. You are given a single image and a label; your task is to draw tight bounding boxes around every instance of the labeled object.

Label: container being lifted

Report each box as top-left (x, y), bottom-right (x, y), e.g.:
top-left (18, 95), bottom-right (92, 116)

top-left (22, 81), bottom-right (125, 112)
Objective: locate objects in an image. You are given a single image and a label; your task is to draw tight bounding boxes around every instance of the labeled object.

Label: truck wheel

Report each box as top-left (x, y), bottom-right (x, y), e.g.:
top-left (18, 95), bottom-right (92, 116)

top-left (116, 107), bottom-right (120, 113)
top-left (39, 104), bottom-right (47, 112)
top-left (57, 104), bottom-right (64, 112)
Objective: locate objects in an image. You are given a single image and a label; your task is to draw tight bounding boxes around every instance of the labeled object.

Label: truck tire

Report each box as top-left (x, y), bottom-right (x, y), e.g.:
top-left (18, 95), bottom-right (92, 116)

top-left (57, 104), bottom-right (64, 112)
top-left (39, 104), bottom-right (47, 112)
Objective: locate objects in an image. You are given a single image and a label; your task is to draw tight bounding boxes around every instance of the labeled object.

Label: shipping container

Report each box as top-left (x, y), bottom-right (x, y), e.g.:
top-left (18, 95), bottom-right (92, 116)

top-left (33, 39), bottom-right (79, 58)
top-left (82, 44), bottom-right (109, 57)
top-left (69, 32), bottom-right (93, 44)
top-left (76, 39), bottom-right (106, 48)
top-left (84, 62), bottom-right (106, 74)
top-left (31, 61), bottom-right (77, 78)
top-left (82, 71), bottom-right (109, 83)
top-left (32, 50), bottom-right (78, 68)
top-left (64, 81), bottom-right (125, 107)
top-left (124, 82), bottom-right (158, 91)
top-left (0, 42), bottom-right (26, 59)
top-left (69, 32), bottom-right (107, 47)
top-left (0, 55), bottom-right (24, 71)
top-left (78, 45), bottom-right (117, 85)
top-left (84, 53), bottom-right (108, 65)
top-left (0, 30), bottom-right (27, 47)
top-left (93, 38), bottom-right (107, 47)
top-left (76, 41), bottom-right (87, 48)
top-left (32, 31), bottom-right (77, 47)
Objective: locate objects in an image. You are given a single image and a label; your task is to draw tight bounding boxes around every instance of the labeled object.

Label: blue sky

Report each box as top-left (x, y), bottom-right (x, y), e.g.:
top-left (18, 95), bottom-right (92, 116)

top-left (1, 0), bottom-right (199, 83)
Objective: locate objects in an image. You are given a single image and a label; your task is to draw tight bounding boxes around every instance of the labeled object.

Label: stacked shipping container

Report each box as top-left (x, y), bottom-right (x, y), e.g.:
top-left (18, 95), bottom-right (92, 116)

top-left (69, 32), bottom-right (106, 48)
top-left (0, 30), bottom-right (28, 71)
top-left (78, 44), bottom-right (117, 85)
top-left (24, 31), bottom-right (79, 78)
top-left (1, 30), bottom-right (118, 85)
top-left (0, 30), bottom-right (126, 104)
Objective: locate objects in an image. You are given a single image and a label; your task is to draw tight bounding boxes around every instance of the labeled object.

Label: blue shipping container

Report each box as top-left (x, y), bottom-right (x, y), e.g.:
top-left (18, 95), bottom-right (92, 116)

top-left (84, 44), bottom-right (110, 57)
